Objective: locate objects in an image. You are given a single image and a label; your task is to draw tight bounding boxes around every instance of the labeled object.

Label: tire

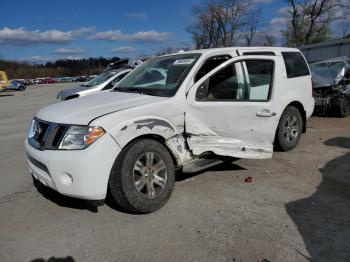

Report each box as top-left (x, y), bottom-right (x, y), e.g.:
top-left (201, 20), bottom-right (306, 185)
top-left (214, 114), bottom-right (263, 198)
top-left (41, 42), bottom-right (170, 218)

top-left (109, 139), bottom-right (175, 214)
top-left (275, 106), bottom-right (303, 152)
top-left (337, 97), bottom-right (350, 117)
top-left (18, 85), bottom-right (25, 91)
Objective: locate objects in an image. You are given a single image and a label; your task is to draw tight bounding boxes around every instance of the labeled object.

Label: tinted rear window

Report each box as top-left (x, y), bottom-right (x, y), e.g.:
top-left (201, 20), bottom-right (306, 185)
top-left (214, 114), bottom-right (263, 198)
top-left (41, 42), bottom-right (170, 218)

top-left (282, 52), bottom-right (310, 78)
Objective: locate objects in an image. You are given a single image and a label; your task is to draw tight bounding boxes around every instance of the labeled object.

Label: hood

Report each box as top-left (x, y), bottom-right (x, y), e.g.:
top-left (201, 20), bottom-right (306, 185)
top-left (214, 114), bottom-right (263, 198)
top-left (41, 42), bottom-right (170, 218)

top-left (57, 85), bottom-right (98, 100)
top-left (312, 72), bottom-right (344, 88)
top-left (312, 73), bottom-right (336, 88)
top-left (37, 91), bottom-right (166, 125)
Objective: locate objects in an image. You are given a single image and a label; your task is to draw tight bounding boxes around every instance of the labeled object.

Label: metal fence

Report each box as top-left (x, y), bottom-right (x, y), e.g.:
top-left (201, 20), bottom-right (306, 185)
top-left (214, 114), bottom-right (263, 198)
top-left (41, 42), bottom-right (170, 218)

top-left (299, 38), bottom-right (350, 63)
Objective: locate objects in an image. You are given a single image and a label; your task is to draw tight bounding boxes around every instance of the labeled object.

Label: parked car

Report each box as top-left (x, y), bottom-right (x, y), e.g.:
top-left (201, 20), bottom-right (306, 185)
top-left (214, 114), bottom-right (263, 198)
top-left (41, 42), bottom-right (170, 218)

top-left (58, 76), bottom-right (74, 83)
top-left (33, 79), bottom-right (43, 84)
top-left (310, 57), bottom-right (350, 117)
top-left (43, 78), bottom-right (58, 84)
top-left (0, 71), bottom-right (26, 91)
top-left (57, 68), bottom-right (132, 101)
top-left (26, 47), bottom-right (314, 213)
top-left (75, 76), bottom-right (88, 82)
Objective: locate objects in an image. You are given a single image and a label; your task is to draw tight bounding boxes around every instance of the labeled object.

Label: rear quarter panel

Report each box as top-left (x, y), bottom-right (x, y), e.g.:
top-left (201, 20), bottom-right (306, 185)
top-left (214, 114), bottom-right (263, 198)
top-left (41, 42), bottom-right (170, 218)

top-left (273, 55), bottom-right (314, 120)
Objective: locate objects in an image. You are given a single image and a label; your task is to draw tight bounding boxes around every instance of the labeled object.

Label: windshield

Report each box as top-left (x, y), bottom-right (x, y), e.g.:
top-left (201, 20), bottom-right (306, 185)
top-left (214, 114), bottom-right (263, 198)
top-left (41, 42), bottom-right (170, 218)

top-left (83, 71), bottom-right (116, 88)
top-left (114, 53), bottom-right (200, 97)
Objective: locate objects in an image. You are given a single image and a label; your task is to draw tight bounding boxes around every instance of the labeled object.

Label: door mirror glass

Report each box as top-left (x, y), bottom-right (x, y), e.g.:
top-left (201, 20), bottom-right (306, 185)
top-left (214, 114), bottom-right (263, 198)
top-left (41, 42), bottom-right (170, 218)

top-left (345, 67), bottom-right (350, 79)
top-left (196, 80), bottom-right (209, 101)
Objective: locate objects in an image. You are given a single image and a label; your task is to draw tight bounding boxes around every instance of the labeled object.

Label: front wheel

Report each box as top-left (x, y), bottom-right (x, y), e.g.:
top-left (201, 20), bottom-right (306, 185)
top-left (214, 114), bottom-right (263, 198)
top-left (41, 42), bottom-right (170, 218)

top-left (275, 106), bottom-right (303, 151)
top-left (109, 139), bottom-right (175, 214)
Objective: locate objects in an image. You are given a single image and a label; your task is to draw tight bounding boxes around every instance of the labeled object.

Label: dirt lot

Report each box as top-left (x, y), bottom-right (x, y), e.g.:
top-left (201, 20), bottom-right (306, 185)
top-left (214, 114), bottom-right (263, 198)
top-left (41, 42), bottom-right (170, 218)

top-left (0, 84), bottom-right (349, 262)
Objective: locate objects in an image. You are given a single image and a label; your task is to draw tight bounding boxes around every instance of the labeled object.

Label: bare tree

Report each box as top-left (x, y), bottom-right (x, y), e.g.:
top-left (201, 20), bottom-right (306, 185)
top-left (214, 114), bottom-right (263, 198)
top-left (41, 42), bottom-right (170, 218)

top-left (240, 9), bottom-right (263, 46)
top-left (187, 5), bottom-right (218, 49)
top-left (282, 0), bottom-right (350, 46)
top-left (340, 20), bottom-right (350, 38)
top-left (262, 33), bottom-right (276, 46)
top-left (338, 1), bottom-right (350, 38)
top-left (187, 0), bottom-right (250, 49)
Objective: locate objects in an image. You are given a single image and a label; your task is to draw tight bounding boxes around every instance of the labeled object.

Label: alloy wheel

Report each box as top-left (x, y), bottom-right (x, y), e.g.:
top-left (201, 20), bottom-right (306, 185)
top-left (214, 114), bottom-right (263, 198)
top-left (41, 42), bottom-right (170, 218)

top-left (133, 152), bottom-right (167, 199)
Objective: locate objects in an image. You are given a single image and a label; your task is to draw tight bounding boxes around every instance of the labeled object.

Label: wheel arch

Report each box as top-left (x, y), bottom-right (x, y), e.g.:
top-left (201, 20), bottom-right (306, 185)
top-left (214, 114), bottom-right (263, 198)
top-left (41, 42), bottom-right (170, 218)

top-left (286, 101), bottom-right (307, 133)
top-left (119, 134), bottom-right (180, 168)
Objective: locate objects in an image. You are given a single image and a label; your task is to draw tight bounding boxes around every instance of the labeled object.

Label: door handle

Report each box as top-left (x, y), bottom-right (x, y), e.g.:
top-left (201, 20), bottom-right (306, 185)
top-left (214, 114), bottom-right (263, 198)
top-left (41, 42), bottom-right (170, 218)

top-left (256, 109), bottom-right (276, 118)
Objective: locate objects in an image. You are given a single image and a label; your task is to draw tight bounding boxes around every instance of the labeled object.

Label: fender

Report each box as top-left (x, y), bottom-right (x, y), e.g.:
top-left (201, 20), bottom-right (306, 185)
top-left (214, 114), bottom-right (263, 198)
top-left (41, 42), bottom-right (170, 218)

top-left (108, 116), bottom-right (191, 166)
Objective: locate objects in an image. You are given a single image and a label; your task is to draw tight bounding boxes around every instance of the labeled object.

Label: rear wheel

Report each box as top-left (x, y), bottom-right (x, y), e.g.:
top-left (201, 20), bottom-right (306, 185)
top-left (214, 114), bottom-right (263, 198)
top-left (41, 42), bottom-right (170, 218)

top-left (109, 139), bottom-right (175, 214)
top-left (275, 106), bottom-right (303, 151)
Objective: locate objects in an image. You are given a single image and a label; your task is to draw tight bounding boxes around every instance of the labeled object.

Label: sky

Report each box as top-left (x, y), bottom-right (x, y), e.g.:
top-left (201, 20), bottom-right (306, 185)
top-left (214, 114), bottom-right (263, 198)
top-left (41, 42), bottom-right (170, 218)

top-left (0, 0), bottom-right (289, 63)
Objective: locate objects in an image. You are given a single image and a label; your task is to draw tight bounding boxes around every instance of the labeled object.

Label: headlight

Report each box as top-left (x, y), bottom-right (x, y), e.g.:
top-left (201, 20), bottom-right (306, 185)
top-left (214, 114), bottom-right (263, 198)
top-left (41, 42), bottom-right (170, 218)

top-left (59, 126), bottom-right (105, 150)
top-left (28, 119), bottom-right (37, 139)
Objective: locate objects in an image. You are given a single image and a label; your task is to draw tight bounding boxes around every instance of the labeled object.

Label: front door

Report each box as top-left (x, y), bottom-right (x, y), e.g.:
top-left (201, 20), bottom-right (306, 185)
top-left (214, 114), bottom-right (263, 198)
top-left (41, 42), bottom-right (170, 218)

top-left (185, 56), bottom-right (279, 159)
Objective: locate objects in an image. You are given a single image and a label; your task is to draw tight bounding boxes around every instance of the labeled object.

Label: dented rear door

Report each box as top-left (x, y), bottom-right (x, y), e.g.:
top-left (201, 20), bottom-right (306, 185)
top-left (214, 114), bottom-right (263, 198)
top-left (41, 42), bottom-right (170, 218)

top-left (185, 56), bottom-right (279, 159)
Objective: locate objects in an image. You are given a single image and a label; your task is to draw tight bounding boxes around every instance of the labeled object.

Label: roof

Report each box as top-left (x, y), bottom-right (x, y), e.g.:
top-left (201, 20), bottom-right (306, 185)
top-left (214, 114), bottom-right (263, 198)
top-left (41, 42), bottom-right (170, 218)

top-left (162, 46), bottom-right (300, 57)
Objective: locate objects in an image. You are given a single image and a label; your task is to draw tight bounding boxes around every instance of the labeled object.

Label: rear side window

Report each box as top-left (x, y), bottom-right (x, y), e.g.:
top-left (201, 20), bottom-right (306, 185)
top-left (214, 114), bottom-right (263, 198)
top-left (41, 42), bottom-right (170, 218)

top-left (282, 52), bottom-right (310, 78)
top-left (244, 60), bottom-right (274, 101)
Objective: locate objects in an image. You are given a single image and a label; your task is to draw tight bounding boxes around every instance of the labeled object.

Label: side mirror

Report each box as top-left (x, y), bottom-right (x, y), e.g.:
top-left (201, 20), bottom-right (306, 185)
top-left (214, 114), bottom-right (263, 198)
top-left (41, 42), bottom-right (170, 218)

top-left (345, 67), bottom-right (350, 79)
top-left (196, 79), bottom-right (209, 101)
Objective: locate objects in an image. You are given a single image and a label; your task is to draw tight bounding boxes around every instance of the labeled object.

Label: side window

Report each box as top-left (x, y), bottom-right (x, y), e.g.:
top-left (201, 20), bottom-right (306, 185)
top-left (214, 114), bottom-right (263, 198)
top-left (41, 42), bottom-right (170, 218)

top-left (110, 72), bottom-right (129, 87)
top-left (206, 64), bottom-right (240, 100)
top-left (244, 60), bottom-right (274, 101)
top-left (195, 55), bottom-right (231, 83)
top-left (282, 52), bottom-right (310, 78)
top-left (196, 60), bottom-right (274, 102)
top-left (103, 82), bottom-right (114, 90)
top-left (118, 72), bottom-right (129, 81)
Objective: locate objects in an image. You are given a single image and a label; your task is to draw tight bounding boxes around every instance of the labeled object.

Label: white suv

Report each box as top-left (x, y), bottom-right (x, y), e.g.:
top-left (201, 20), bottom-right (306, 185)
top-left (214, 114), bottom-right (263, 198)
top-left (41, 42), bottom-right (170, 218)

top-left (25, 47), bottom-right (314, 213)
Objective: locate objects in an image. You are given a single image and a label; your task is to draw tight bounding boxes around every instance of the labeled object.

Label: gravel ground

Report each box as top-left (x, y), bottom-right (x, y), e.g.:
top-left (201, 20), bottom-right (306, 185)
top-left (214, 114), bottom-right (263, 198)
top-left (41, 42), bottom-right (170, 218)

top-left (0, 84), bottom-right (349, 262)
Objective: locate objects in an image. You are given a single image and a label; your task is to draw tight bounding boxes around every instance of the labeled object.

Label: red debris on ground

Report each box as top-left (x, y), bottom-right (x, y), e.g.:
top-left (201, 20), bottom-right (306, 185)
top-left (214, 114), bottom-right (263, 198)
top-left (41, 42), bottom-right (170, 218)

top-left (244, 176), bottom-right (253, 182)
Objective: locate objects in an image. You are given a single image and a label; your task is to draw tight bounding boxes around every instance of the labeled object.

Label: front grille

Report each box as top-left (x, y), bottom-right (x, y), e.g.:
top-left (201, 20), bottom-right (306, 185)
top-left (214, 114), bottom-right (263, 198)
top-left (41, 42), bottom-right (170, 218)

top-left (28, 118), bottom-right (69, 150)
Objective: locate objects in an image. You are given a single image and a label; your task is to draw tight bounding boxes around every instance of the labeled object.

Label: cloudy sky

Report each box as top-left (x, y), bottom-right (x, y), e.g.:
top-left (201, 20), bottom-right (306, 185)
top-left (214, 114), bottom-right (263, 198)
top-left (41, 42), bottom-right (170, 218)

top-left (0, 0), bottom-right (289, 62)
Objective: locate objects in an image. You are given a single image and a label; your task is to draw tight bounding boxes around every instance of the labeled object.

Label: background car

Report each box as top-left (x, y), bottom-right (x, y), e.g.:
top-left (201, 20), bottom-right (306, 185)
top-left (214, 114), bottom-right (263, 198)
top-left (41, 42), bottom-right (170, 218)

top-left (310, 57), bottom-right (350, 117)
top-left (57, 68), bottom-right (132, 101)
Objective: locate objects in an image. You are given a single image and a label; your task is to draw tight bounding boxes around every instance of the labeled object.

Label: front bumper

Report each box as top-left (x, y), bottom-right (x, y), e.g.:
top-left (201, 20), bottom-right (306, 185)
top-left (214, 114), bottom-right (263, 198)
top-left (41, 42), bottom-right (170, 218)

top-left (25, 134), bottom-right (121, 200)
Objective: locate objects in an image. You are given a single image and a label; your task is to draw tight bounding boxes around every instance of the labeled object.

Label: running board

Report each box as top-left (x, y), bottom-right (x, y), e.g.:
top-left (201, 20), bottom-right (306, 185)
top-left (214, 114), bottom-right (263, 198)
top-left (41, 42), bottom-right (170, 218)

top-left (181, 158), bottom-right (224, 173)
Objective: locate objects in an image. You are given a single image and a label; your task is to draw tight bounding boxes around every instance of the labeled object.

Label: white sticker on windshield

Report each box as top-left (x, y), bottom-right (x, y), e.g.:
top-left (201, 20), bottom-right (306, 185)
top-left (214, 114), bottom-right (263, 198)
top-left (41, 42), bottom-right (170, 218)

top-left (173, 59), bottom-right (195, 65)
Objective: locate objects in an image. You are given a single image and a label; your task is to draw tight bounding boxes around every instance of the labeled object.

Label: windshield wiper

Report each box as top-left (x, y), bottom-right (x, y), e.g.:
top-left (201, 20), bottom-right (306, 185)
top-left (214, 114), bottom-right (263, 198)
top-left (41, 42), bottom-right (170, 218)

top-left (113, 87), bottom-right (160, 96)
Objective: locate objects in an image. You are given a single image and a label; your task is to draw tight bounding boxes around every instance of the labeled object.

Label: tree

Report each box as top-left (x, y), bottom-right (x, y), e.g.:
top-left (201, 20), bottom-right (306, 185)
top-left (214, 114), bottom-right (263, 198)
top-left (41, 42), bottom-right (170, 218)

top-left (282, 0), bottom-right (350, 46)
top-left (261, 33), bottom-right (276, 46)
top-left (240, 9), bottom-right (263, 46)
top-left (340, 20), bottom-right (350, 38)
top-left (187, 0), bottom-right (251, 49)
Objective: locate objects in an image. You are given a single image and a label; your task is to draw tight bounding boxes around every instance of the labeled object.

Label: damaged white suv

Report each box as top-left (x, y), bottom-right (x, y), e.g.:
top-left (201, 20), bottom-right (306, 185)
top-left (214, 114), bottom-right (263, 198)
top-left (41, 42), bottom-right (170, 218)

top-left (26, 47), bottom-right (314, 213)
